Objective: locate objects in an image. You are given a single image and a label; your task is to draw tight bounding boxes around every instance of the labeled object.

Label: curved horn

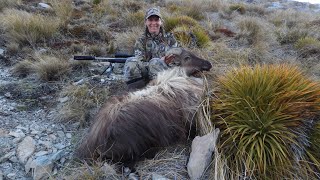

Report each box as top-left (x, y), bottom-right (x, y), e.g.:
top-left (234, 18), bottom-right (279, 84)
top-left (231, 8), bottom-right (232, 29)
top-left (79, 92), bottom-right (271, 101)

top-left (165, 47), bottom-right (182, 56)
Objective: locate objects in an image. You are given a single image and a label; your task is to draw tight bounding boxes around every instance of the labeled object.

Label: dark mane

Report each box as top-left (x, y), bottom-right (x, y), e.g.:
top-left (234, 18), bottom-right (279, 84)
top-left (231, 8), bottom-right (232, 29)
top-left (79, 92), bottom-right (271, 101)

top-left (76, 68), bottom-right (205, 164)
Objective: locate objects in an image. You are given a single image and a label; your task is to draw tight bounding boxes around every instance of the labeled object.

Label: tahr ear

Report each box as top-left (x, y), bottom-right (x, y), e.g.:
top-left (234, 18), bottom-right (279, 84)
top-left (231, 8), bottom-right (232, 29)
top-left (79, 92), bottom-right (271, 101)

top-left (165, 48), bottom-right (182, 56)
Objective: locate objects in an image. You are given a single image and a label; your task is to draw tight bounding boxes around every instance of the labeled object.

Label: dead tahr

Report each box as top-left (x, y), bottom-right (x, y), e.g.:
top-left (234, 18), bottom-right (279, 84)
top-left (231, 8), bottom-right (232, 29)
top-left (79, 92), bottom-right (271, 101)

top-left (75, 48), bottom-right (212, 167)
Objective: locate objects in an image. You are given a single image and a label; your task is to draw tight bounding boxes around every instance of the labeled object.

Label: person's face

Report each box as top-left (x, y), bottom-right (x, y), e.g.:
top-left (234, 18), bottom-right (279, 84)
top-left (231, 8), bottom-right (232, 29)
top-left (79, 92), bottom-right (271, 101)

top-left (145, 15), bottom-right (162, 34)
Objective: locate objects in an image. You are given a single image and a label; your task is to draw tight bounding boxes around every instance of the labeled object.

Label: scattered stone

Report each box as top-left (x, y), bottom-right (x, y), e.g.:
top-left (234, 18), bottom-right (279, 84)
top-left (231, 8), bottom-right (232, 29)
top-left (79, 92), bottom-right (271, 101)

top-left (6, 173), bottom-right (16, 179)
top-left (15, 125), bottom-right (29, 132)
top-left (101, 163), bottom-right (117, 174)
top-left (57, 131), bottom-right (65, 138)
top-left (73, 79), bottom-right (84, 85)
top-left (48, 134), bottom-right (57, 140)
top-left (9, 156), bottom-right (18, 163)
top-left (187, 129), bottom-right (220, 180)
top-left (38, 140), bottom-right (52, 149)
top-left (128, 173), bottom-right (139, 180)
top-left (9, 130), bottom-right (25, 138)
top-left (34, 151), bottom-right (49, 157)
top-left (38, 3), bottom-right (51, 9)
top-left (152, 173), bottom-right (170, 180)
top-left (0, 128), bottom-right (8, 137)
top-left (66, 133), bottom-right (72, 139)
top-left (0, 48), bottom-right (4, 56)
top-left (31, 130), bottom-right (40, 135)
top-left (17, 136), bottom-right (36, 164)
top-left (54, 143), bottom-right (65, 150)
top-left (58, 96), bottom-right (69, 103)
top-left (0, 151), bottom-right (15, 163)
top-left (4, 92), bottom-right (12, 98)
top-left (27, 150), bottom-right (64, 180)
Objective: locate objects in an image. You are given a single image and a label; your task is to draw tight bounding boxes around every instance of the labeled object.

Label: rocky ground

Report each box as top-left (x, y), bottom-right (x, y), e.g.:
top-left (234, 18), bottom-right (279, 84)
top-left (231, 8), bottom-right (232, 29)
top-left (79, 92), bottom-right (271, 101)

top-left (0, 0), bottom-right (320, 179)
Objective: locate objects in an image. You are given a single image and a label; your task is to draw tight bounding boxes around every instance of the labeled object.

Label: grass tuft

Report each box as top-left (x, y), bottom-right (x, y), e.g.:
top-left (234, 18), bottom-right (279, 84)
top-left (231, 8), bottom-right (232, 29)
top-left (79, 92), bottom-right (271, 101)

top-left (172, 26), bottom-right (210, 48)
top-left (0, 9), bottom-right (60, 45)
top-left (164, 15), bottom-right (199, 33)
top-left (229, 4), bottom-right (246, 15)
top-left (56, 83), bottom-right (109, 126)
top-left (212, 64), bottom-right (320, 179)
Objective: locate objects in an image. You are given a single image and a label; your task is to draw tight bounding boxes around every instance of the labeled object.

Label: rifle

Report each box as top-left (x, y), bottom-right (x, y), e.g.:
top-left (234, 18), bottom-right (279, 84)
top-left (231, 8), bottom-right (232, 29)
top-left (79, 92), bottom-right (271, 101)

top-left (74, 53), bottom-right (133, 76)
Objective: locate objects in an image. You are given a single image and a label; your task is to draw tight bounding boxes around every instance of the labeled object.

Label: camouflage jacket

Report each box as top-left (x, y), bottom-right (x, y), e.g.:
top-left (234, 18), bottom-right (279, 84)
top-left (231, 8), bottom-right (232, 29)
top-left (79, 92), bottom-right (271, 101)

top-left (134, 29), bottom-right (178, 62)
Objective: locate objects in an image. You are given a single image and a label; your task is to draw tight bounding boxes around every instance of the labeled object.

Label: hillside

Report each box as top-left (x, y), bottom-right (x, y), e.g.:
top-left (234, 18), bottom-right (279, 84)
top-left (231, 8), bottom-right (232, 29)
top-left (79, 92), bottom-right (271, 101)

top-left (0, 0), bottom-right (319, 179)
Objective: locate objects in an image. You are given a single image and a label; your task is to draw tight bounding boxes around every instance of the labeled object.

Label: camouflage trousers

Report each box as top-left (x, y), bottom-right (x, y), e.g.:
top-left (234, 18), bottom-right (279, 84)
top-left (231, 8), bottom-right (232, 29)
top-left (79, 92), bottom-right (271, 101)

top-left (123, 57), bottom-right (169, 82)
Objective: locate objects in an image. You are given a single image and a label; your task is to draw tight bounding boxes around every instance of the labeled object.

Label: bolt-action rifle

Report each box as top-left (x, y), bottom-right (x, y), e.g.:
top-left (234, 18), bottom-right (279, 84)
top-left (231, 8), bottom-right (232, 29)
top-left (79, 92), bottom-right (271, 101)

top-left (73, 53), bottom-right (133, 76)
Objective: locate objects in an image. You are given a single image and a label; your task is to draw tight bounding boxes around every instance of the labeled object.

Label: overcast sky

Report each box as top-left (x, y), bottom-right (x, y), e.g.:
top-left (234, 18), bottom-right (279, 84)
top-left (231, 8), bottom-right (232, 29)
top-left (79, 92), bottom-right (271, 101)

top-left (295, 0), bottom-right (320, 4)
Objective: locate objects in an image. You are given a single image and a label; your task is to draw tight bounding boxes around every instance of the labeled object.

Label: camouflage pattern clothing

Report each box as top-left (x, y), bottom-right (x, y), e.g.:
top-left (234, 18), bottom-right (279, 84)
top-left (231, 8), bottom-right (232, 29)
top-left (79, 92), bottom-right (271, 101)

top-left (124, 28), bottom-right (178, 82)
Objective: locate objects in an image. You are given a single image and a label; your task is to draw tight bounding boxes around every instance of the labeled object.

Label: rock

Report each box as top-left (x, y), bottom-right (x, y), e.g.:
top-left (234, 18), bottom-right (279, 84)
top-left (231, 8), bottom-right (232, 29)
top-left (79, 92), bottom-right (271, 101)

top-left (187, 129), bottom-right (220, 180)
top-left (58, 96), bottom-right (69, 103)
top-left (101, 163), bottom-right (117, 174)
top-left (56, 131), bottom-right (65, 138)
top-left (17, 136), bottom-right (36, 164)
top-left (34, 151), bottom-right (49, 157)
top-left (152, 173), bottom-right (170, 180)
top-left (4, 92), bottom-right (12, 98)
top-left (6, 173), bottom-right (16, 179)
top-left (15, 125), bottom-right (29, 132)
top-left (0, 48), bottom-right (4, 55)
top-left (128, 173), bottom-right (139, 180)
top-left (38, 3), bottom-right (51, 9)
top-left (29, 150), bottom-right (65, 180)
top-left (54, 143), bottom-right (65, 150)
top-left (73, 79), bottom-right (84, 85)
top-left (0, 128), bottom-right (8, 137)
top-left (8, 130), bottom-right (25, 138)
top-left (0, 151), bottom-right (15, 163)
top-left (0, 170), bottom-right (3, 180)
top-left (66, 133), bottom-right (72, 138)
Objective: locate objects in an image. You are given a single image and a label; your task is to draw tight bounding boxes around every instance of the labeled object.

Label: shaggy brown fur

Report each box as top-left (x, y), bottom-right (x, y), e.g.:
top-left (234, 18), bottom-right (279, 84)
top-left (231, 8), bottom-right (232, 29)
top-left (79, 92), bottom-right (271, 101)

top-left (76, 68), bottom-right (208, 164)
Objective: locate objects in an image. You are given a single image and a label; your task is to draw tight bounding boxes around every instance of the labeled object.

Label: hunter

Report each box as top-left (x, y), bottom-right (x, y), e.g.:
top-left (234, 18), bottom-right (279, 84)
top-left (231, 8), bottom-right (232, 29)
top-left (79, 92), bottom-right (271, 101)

top-left (123, 7), bottom-right (179, 89)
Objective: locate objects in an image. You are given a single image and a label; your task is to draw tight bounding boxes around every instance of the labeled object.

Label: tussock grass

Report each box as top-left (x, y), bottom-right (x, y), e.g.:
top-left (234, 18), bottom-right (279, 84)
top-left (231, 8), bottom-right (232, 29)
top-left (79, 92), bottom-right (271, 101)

top-left (0, 9), bottom-right (60, 45)
top-left (164, 15), bottom-right (198, 33)
top-left (32, 55), bottom-right (70, 81)
top-left (113, 26), bottom-right (143, 53)
top-left (295, 37), bottom-right (320, 57)
top-left (172, 26), bottom-right (210, 48)
top-left (212, 64), bottom-right (320, 179)
top-left (56, 83), bottom-right (109, 126)
top-left (49, 0), bottom-right (73, 28)
top-left (123, 11), bottom-right (145, 27)
top-left (57, 160), bottom-right (121, 180)
top-left (236, 16), bottom-right (274, 47)
top-left (165, 0), bottom-right (225, 14)
top-left (276, 28), bottom-right (308, 45)
top-left (210, 42), bottom-right (249, 65)
top-left (229, 4), bottom-right (246, 15)
top-left (12, 60), bottom-right (33, 77)
top-left (0, 0), bottom-right (20, 12)
top-left (12, 55), bottom-right (70, 81)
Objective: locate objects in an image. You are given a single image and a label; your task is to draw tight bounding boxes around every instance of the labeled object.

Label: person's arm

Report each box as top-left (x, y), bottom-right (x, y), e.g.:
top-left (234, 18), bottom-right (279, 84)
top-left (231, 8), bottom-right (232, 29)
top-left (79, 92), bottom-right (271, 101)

top-left (167, 32), bottom-right (179, 48)
top-left (133, 37), bottom-right (146, 62)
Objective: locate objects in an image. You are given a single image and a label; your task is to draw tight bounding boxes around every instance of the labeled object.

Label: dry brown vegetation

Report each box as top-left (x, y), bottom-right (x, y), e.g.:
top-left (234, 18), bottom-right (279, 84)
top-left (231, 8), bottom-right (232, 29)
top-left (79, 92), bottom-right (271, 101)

top-left (1, 0), bottom-right (320, 179)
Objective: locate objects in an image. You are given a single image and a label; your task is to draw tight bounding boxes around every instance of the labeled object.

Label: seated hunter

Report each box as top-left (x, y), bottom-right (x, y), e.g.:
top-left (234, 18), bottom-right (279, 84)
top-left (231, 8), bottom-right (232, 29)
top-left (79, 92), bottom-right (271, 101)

top-left (123, 7), bottom-right (179, 90)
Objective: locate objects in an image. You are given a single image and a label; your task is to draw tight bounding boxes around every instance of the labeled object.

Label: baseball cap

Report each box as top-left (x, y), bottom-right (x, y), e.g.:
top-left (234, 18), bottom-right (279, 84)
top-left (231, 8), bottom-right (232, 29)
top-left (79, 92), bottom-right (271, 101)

top-left (145, 7), bottom-right (161, 20)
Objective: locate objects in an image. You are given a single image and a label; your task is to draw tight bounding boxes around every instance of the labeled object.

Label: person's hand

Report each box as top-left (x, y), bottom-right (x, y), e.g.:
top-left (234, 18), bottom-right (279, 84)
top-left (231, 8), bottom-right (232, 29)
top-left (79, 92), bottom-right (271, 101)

top-left (162, 54), bottom-right (175, 65)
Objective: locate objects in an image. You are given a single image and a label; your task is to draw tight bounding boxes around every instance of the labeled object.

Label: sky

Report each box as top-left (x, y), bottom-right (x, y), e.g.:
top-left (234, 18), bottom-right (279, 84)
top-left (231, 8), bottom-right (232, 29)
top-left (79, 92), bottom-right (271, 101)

top-left (295, 0), bottom-right (320, 4)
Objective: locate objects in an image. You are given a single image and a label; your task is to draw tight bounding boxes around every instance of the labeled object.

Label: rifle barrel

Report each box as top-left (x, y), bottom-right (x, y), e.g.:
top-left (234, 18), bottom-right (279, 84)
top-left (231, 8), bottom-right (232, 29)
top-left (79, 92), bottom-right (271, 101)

top-left (73, 56), bottom-right (128, 63)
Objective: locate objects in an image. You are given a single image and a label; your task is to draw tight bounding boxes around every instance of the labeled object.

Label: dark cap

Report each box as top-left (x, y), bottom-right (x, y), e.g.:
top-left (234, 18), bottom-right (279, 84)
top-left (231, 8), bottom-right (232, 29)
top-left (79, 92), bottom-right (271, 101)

top-left (145, 7), bottom-right (161, 20)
